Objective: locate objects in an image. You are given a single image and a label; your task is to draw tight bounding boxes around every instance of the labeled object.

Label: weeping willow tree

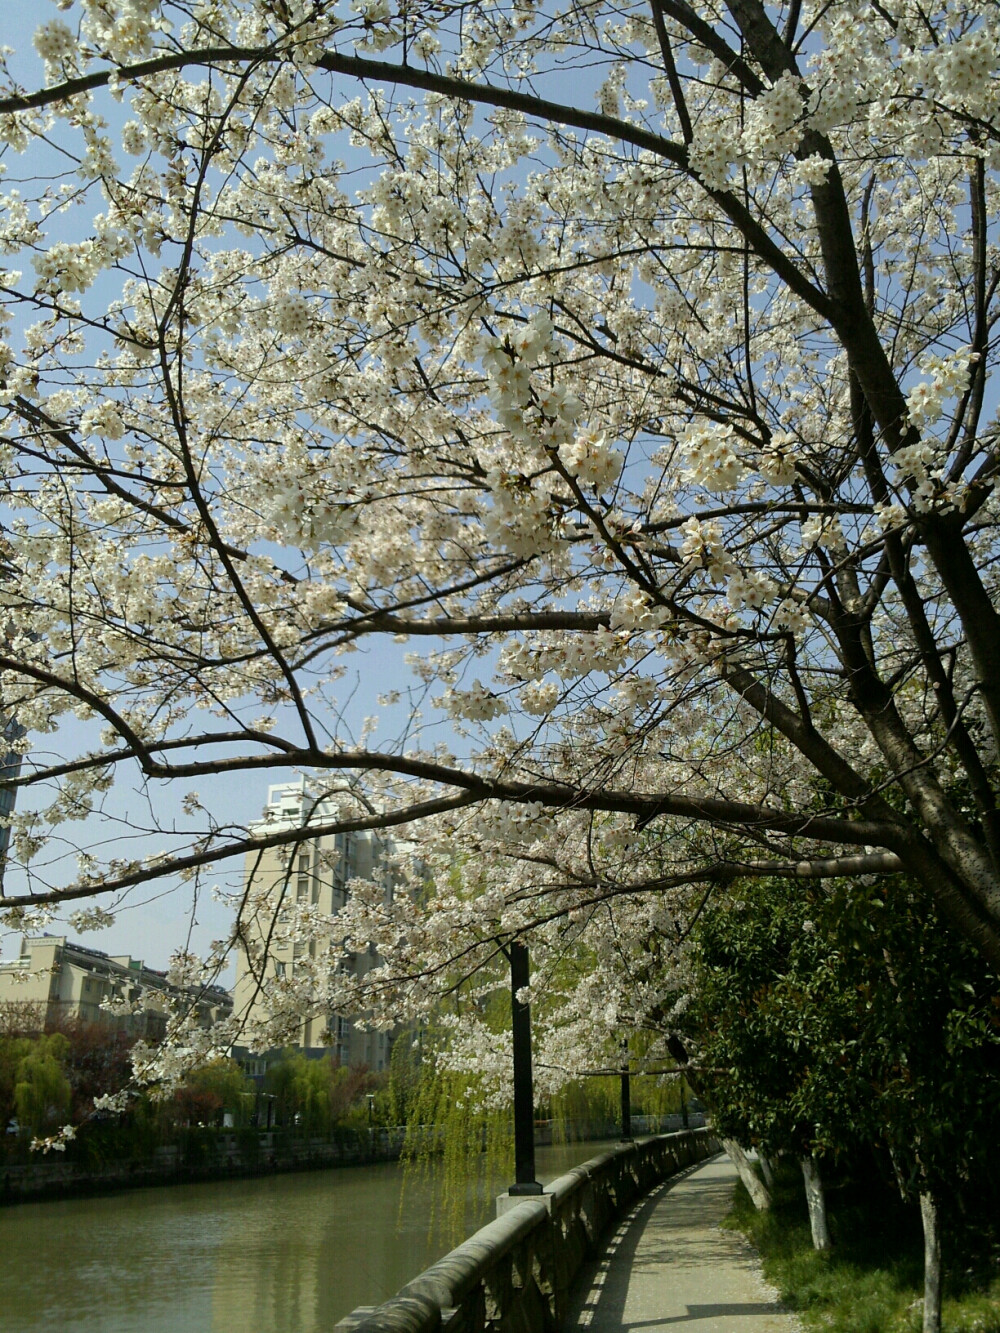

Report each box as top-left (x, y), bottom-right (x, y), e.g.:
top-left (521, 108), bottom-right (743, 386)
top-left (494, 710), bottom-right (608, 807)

top-left (387, 1005), bottom-right (694, 1244)
top-left (546, 1044), bottom-right (690, 1143)
top-left (388, 1016), bottom-right (512, 1246)
top-left (624, 1028), bottom-right (696, 1128)
top-left (399, 1061), bottom-right (512, 1245)
top-left (546, 1077), bottom-right (618, 1143)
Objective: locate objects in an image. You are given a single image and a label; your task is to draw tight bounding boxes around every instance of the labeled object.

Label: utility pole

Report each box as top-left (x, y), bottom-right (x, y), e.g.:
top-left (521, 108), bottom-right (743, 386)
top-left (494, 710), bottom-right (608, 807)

top-left (508, 939), bottom-right (542, 1195)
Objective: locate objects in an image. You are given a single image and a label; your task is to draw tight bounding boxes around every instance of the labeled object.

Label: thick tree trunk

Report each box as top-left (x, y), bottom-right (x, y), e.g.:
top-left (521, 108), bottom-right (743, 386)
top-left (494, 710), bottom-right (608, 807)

top-left (920, 1192), bottom-right (942, 1333)
top-left (723, 1138), bottom-right (771, 1211)
top-left (800, 1155), bottom-right (832, 1250)
top-left (758, 1154), bottom-right (775, 1190)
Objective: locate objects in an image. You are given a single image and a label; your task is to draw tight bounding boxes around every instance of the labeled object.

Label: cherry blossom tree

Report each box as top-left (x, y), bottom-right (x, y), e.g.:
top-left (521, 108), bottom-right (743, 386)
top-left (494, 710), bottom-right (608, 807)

top-left (0, 0), bottom-right (999, 1066)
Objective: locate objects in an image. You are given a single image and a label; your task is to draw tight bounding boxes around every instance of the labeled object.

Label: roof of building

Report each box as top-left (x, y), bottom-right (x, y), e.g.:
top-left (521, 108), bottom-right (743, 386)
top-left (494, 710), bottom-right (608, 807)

top-left (4, 933), bottom-right (231, 1004)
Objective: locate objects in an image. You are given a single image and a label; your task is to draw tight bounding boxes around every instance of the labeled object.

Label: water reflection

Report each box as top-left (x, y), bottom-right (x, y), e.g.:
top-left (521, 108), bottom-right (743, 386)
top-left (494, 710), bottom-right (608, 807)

top-left (0, 1141), bottom-right (610, 1333)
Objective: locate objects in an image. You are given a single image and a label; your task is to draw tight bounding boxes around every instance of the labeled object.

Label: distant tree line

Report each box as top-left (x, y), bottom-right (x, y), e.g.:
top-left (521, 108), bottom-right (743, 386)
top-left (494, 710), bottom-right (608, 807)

top-left (0, 1007), bottom-right (389, 1158)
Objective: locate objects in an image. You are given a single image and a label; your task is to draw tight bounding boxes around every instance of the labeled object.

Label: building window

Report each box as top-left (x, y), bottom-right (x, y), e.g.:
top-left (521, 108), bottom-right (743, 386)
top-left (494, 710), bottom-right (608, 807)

top-left (296, 851), bottom-right (310, 902)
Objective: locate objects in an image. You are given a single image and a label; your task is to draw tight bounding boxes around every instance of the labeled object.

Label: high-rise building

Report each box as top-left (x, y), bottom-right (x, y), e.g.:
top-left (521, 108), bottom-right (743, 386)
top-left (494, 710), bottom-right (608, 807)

top-left (232, 782), bottom-right (395, 1072)
top-left (0, 714), bottom-right (24, 887)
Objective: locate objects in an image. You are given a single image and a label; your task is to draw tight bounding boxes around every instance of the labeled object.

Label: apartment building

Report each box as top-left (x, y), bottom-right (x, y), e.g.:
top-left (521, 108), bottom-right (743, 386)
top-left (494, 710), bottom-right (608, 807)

top-left (232, 782), bottom-right (395, 1072)
top-left (0, 934), bottom-right (233, 1038)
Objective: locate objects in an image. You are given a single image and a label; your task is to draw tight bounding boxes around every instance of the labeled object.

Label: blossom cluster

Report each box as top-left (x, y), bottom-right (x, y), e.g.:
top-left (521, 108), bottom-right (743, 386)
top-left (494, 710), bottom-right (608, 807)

top-left (905, 349), bottom-right (973, 431)
top-left (679, 423), bottom-right (747, 493)
top-left (559, 428), bottom-right (624, 493)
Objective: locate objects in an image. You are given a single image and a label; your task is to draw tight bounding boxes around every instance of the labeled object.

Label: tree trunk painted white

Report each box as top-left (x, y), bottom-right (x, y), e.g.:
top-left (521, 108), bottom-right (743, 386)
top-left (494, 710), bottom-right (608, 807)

top-left (723, 1138), bottom-right (771, 1211)
top-left (758, 1154), bottom-right (775, 1190)
top-left (800, 1155), bottom-right (832, 1250)
top-left (920, 1192), bottom-right (942, 1333)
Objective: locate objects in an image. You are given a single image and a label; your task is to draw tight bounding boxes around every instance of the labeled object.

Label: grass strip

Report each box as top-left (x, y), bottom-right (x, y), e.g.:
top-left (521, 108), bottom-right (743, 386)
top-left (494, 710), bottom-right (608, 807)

top-left (724, 1164), bottom-right (1000, 1333)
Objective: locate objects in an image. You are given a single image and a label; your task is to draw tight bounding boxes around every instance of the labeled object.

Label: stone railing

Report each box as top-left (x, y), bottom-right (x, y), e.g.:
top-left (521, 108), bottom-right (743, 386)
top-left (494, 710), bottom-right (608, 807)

top-left (334, 1127), bottom-right (720, 1333)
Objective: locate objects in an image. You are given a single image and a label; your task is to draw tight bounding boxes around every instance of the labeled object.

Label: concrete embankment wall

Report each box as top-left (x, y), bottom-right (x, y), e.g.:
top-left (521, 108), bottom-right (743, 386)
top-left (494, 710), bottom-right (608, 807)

top-left (0, 1126), bottom-right (409, 1204)
top-left (335, 1127), bottom-right (720, 1333)
top-left (0, 1113), bottom-right (707, 1206)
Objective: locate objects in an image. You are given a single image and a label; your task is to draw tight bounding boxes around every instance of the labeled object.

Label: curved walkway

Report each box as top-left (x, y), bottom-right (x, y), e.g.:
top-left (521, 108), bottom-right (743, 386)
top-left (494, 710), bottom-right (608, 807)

top-left (561, 1153), bottom-right (802, 1333)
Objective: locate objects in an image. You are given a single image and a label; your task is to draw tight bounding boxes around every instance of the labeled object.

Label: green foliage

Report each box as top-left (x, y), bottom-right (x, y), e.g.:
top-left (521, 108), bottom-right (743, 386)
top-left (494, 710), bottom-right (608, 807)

top-left (0, 1033), bottom-right (35, 1131)
top-left (13, 1032), bottom-right (72, 1136)
top-left (260, 1049), bottom-right (380, 1134)
top-left (387, 1028), bottom-right (424, 1126)
top-left (686, 874), bottom-right (1000, 1225)
top-left (631, 1069), bottom-right (688, 1119)
top-left (289, 1053), bottom-right (334, 1134)
top-left (71, 1099), bottom-right (162, 1168)
top-left (0, 1029), bottom-right (386, 1171)
top-left (263, 1048), bottom-right (333, 1131)
top-left (547, 1076), bottom-right (619, 1141)
top-left (690, 878), bottom-right (871, 1157)
top-left (393, 1019), bottom-right (512, 1246)
top-left (262, 1048), bottom-right (323, 1128)
top-left (544, 1067), bottom-right (685, 1141)
top-left (173, 1057), bottom-right (253, 1127)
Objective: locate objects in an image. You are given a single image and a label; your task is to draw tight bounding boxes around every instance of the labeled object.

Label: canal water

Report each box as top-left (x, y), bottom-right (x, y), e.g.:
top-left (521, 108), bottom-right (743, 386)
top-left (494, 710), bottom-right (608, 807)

top-left (0, 1140), bottom-right (613, 1332)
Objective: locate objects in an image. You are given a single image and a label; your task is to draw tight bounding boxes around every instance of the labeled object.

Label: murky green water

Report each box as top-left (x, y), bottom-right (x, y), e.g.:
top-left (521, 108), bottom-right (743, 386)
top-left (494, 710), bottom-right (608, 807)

top-left (0, 1141), bottom-right (612, 1332)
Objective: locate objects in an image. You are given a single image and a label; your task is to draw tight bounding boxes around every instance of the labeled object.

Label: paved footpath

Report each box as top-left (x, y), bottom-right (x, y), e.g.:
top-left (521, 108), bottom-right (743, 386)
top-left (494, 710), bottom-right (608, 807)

top-left (561, 1153), bottom-right (802, 1333)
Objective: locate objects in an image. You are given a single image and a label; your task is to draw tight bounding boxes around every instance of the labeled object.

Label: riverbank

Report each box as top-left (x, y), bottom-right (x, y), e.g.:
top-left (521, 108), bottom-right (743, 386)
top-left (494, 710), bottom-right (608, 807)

top-left (0, 1113), bottom-right (701, 1206)
top-left (0, 1124), bottom-right (408, 1205)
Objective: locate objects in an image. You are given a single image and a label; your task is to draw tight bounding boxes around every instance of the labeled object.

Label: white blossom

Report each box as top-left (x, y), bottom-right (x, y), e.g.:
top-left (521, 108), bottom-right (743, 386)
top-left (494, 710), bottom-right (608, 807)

top-left (680, 423), bottom-right (747, 492)
top-left (0, 0), bottom-right (997, 1104)
top-left (33, 20), bottom-right (76, 64)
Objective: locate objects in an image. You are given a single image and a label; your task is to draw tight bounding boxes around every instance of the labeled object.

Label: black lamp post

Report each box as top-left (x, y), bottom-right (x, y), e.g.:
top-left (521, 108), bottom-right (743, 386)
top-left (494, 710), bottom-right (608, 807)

top-left (508, 939), bottom-right (542, 1195)
top-left (619, 1038), bottom-right (633, 1143)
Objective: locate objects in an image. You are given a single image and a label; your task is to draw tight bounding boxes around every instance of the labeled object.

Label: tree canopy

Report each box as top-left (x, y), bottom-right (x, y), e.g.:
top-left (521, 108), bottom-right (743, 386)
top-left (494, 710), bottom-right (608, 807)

top-left (687, 874), bottom-right (1000, 1207)
top-left (0, 0), bottom-right (999, 1063)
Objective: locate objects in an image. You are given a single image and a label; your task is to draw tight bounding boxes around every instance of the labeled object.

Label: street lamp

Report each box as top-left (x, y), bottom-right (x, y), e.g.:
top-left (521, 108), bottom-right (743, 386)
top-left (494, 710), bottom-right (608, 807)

top-left (619, 1039), bottom-right (633, 1143)
top-left (508, 939), bottom-right (542, 1196)
top-left (367, 1092), bottom-right (375, 1155)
